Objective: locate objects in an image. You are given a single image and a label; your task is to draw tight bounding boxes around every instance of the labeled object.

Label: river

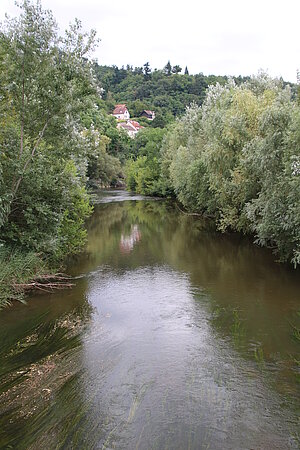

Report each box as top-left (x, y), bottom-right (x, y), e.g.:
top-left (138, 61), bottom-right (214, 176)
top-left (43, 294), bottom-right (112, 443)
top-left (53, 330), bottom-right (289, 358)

top-left (0, 190), bottom-right (299, 449)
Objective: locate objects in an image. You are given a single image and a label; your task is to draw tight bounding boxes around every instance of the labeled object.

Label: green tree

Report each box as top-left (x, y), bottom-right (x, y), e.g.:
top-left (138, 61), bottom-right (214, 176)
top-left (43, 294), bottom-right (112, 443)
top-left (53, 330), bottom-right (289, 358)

top-left (0, 0), bottom-right (98, 257)
top-left (84, 127), bottom-right (122, 185)
top-left (172, 65), bottom-right (182, 74)
top-left (125, 128), bottom-right (166, 195)
top-left (143, 62), bottom-right (151, 79)
top-left (160, 75), bottom-right (300, 266)
top-left (244, 93), bottom-right (300, 265)
top-left (164, 61), bottom-right (172, 76)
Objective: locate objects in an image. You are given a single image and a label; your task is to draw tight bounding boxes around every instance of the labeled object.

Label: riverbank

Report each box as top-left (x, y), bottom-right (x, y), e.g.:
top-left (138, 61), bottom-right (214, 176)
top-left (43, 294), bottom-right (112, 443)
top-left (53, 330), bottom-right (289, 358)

top-left (0, 248), bottom-right (45, 309)
top-left (0, 248), bottom-right (75, 310)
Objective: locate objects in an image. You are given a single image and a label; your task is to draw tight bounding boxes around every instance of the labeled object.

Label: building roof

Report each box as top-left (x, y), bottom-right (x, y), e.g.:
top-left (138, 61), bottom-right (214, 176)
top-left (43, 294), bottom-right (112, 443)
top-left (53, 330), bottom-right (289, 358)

top-left (113, 104), bottom-right (128, 115)
top-left (129, 120), bottom-right (143, 130)
top-left (117, 122), bottom-right (136, 132)
top-left (117, 120), bottom-right (144, 135)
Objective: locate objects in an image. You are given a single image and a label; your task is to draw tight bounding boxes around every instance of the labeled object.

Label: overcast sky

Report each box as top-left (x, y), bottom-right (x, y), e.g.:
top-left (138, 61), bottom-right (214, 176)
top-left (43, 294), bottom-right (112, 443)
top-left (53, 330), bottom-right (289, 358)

top-left (1, 0), bottom-right (299, 82)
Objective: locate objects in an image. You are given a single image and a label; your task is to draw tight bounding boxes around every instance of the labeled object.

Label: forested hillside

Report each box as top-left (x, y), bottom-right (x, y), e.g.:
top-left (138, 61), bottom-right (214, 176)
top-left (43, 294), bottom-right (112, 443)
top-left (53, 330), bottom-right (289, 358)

top-left (94, 62), bottom-right (251, 126)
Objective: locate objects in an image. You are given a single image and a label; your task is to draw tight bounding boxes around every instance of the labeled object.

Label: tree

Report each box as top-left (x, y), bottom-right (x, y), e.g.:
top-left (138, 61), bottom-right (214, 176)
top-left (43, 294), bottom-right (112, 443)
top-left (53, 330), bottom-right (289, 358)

top-left (0, 0), bottom-right (98, 256)
top-left (172, 65), bottom-right (182, 74)
top-left (1, 1), bottom-right (97, 208)
top-left (160, 74), bottom-right (300, 266)
top-left (164, 61), bottom-right (172, 76)
top-left (85, 128), bottom-right (122, 186)
top-left (184, 66), bottom-right (189, 75)
top-left (125, 128), bottom-right (166, 195)
top-left (134, 66), bottom-right (143, 75)
top-left (143, 62), bottom-right (151, 79)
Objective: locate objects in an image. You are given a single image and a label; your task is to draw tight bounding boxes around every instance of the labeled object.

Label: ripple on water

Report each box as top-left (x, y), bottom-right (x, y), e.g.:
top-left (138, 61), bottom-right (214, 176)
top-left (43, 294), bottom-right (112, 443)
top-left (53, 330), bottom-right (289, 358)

top-left (0, 193), bottom-right (299, 449)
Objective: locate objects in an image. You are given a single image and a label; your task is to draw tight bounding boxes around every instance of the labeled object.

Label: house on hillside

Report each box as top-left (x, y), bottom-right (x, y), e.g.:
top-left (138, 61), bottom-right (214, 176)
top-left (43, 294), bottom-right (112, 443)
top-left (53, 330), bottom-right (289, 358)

top-left (140, 110), bottom-right (155, 120)
top-left (129, 120), bottom-right (143, 131)
top-left (112, 104), bottom-right (130, 120)
top-left (117, 120), bottom-right (143, 138)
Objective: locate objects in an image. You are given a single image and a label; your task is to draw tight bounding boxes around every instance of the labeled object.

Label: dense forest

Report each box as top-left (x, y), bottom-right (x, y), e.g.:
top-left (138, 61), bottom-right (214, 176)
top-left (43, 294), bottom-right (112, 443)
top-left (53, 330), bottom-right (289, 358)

top-left (0, 0), bottom-right (299, 308)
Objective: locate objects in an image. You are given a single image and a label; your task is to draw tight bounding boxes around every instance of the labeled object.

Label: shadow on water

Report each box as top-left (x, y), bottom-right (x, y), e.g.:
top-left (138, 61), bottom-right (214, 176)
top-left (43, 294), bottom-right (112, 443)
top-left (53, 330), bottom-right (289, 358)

top-left (0, 191), bottom-right (299, 449)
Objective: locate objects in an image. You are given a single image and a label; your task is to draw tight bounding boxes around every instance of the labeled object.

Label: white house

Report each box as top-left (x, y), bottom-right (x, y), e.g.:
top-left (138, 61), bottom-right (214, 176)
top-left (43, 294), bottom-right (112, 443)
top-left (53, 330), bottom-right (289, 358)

top-left (117, 120), bottom-right (143, 138)
top-left (112, 104), bottom-right (130, 120)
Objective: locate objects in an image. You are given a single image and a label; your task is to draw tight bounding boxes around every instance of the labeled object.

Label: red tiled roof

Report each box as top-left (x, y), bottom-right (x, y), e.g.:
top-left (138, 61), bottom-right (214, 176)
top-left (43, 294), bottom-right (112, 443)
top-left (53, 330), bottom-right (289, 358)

top-left (129, 120), bottom-right (143, 129)
top-left (113, 104), bottom-right (128, 115)
top-left (117, 122), bottom-right (136, 131)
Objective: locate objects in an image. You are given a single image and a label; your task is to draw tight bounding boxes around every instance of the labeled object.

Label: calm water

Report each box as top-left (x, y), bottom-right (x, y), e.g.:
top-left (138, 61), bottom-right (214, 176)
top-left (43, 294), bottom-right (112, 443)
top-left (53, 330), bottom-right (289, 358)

top-left (0, 190), bottom-right (299, 449)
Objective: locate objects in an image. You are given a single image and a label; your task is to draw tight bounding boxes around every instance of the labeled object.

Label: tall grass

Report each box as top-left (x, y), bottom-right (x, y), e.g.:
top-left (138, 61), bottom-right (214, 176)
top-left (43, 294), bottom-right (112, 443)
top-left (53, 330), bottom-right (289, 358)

top-left (0, 246), bottom-right (46, 309)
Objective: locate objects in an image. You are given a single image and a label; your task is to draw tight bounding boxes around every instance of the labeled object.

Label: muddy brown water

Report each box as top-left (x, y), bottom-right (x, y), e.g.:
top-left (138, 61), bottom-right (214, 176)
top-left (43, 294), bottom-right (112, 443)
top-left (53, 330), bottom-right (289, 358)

top-left (0, 190), bottom-right (299, 449)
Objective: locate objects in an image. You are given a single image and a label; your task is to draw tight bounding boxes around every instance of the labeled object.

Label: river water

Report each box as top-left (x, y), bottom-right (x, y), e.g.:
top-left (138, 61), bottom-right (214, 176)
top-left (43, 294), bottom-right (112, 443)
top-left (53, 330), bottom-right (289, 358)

top-left (0, 191), bottom-right (299, 449)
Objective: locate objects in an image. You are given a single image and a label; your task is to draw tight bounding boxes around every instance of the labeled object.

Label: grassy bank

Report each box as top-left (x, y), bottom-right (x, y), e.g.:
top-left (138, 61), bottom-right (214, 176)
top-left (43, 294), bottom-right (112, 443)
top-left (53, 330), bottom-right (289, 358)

top-left (0, 247), bottom-right (75, 310)
top-left (0, 247), bottom-right (48, 309)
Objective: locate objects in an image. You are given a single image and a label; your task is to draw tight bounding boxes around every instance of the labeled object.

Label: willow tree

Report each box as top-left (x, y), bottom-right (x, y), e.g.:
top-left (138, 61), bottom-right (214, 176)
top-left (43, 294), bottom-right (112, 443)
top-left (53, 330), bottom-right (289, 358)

top-left (160, 74), bottom-right (300, 266)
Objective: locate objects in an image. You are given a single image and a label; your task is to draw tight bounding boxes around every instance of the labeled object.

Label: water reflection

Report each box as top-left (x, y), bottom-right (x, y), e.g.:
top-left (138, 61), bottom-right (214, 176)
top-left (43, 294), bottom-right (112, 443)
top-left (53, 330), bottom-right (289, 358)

top-left (120, 224), bottom-right (141, 254)
top-left (0, 193), bottom-right (299, 449)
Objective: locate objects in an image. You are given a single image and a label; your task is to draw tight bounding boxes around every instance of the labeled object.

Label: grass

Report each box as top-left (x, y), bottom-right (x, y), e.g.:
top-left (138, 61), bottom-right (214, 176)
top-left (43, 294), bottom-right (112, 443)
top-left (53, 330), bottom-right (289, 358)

top-left (0, 246), bottom-right (47, 309)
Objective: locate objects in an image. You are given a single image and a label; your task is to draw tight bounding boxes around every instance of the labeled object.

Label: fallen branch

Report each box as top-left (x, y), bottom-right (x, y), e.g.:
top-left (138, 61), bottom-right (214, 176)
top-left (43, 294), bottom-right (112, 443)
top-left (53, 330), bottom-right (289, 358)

top-left (14, 281), bottom-right (74, 292)
top-left (33, 273), bottom-right (73, 282)
top-left (13, 272), bottom-right (75, 295)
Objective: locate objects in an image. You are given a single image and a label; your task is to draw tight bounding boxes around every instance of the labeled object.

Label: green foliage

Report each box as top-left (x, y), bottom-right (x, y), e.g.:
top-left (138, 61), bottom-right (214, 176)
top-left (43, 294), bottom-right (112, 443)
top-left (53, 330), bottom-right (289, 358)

top-left (83, 128), bottom-right (122, 185)
top-left (1, 151), bottom-right (92, 258)
top-left (160, 75), bottom-right (300, 266)
top-left (125, 128), bottom-right (166, 195)
top-left (244, 100), bottom-right (300, 265)
top-left (0, 247), bottom-right (46, 308)
top-left (80, 100), bottom-right (132, 163)
top-left (93, 62), bottom-right (251, 122)
top-left (55, 161), bottom-right (93, 259)
top-left (164, 61), bottom-right (172, 76)
top-left (0, 1), bottom-right (108, 266)
top-left (200, 78), bottom-right (274, 231)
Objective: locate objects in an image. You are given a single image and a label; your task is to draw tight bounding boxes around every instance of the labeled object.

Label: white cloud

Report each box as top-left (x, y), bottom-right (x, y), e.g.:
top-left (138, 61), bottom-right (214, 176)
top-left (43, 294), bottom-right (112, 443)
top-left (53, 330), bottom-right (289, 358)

top-left (1, 0), bottom-right (299, 81)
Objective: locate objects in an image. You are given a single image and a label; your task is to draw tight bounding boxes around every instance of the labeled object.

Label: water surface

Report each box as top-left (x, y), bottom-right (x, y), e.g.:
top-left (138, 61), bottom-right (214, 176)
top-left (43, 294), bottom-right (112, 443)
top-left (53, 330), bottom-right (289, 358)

top-left (0, 191), bottom-right (299, 449)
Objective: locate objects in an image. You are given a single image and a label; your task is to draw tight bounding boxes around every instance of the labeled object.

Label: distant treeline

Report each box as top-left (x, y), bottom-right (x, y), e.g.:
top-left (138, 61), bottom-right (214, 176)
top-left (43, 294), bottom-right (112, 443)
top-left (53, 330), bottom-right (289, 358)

top-left (94, 62), bottom-right (297, 127)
